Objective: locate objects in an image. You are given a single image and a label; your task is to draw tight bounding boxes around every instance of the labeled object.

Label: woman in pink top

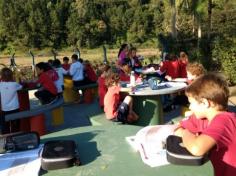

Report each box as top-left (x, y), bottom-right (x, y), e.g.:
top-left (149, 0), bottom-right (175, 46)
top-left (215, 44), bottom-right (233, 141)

top-left (117, 43), bottom-right (129, 66)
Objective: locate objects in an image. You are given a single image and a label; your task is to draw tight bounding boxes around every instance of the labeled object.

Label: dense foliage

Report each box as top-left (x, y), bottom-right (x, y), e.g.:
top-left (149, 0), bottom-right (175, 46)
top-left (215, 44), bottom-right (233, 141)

top-left (0, 0), bottom-right (235, 82)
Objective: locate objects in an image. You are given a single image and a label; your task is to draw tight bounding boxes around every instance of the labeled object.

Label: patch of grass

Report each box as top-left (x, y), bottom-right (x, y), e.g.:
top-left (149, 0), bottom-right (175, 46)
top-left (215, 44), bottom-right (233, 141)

top-left (0, 48), bottom-right (160, 66)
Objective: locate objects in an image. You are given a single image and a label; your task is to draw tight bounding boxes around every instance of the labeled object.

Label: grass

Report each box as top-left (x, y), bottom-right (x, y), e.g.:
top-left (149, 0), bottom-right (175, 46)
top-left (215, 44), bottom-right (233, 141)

top-left (0, 48), bottom-right (160, 66)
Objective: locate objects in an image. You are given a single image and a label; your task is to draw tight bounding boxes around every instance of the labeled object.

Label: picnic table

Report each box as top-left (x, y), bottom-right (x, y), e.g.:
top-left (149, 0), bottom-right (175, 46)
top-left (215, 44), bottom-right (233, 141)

top-left (41, 125), bottom-right (213, 176)
top-left (121, 82), bottom-right (187, 126)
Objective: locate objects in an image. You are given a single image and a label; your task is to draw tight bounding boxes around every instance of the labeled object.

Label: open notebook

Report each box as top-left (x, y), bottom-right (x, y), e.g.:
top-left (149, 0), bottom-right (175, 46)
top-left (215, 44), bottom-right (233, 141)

top-left (126, 125), bottom-right (177, 167)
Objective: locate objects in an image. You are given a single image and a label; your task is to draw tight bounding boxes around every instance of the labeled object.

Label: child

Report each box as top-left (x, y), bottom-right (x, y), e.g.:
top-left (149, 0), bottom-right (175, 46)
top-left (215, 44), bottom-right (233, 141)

top-left (178, 51), bottom-right (189, 78)
top-left (119, 58), bottom-right (141, 82)
top-left (128, 47), bottom-right (142, 71)
top-left (174, 73), bottom-right (236, 176)
top-left (69, 54), bottom-right (84, 87)
top-left (0, 67), bottom-right (22, 134)
top-left (167, 62), bottom-right (206, 111)
top-left (104, 69), bottom-right (139, 123)
top-left (166, 62), bottom-right (205, 84)
top-left (84, 60), bottom-right (97, 84)
top-left (97, 64), bottom-right (110, 109)
top-left (62, 56), bottom-right (70, 71)
top-left (34, 62), bottom-right (59, 104)
top-left (159, 54), bottom-right (180, 80)
top-left (53, 59), bottom-right (67, 94)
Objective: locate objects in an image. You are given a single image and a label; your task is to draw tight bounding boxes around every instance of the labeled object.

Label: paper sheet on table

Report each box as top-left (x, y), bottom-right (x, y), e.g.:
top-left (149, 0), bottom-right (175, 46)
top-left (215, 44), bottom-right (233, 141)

top-left (126, 125), bottom-right (177, 167)
top-left (0, 145), bottom-right (43, 176)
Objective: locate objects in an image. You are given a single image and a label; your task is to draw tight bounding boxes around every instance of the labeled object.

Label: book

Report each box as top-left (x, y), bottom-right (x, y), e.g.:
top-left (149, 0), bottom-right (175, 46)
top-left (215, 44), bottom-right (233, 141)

top-left (126, 125), bottom-right (177, 167)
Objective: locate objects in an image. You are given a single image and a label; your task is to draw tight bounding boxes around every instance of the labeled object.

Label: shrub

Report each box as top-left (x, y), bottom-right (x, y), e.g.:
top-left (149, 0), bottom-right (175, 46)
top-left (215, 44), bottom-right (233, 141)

top-left (212, 37), bottom-right (236, 85)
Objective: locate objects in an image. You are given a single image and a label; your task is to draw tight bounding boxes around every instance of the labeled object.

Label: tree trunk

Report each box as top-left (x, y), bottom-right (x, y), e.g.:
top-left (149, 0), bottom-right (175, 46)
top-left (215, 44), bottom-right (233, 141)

top-left (207, 0), bottom-right (212, 41)
top-left (192, 13), bottom-right (195, 34)
top-left (170, 0), bottom-right (177, 39)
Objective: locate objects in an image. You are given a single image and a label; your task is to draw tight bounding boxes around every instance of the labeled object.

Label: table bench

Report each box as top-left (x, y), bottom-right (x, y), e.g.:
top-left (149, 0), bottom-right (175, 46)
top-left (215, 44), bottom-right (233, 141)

top-left (74, 83), bottom-right (98, 103)
top-left (5, 96), bottom-right (64, 135)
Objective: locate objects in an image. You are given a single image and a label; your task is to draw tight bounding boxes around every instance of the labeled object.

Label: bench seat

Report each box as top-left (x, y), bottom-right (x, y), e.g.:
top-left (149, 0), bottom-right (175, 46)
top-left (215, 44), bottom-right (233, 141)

top-left (5, 96), bottom-right (64, 121)
top-left (74, 83), bottom-right (98, 91)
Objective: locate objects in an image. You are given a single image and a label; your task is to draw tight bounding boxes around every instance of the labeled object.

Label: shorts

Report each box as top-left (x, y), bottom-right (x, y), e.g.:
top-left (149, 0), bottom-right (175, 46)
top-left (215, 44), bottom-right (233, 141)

top-left (116, 102), bottom-right (129, 124)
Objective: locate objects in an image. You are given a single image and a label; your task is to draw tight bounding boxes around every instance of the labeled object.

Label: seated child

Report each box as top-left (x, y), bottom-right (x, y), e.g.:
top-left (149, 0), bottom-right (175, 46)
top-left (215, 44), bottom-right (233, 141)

top-left (168, 62), bottom-right (205, 84)
top-left (53, 59), bottom-right (67, 94)
top-left (97, 64), bottom-right (110, 109)
top-left (174, 73), bottom-right (236, 176)
top-left (119, 57), bottom-right (140, 82)
top-left (62, 56), bottom-right (70, 71)
top-left (104, 69), bottom-right (139, 123)
top-left (84, 60), bottom-right (97, 84)
top-left (178, 51), bottom-right (189, 78)
top-left (0, 67), bottom-right (22, 134)
top-left (159, 54), bottom-right (180, 80)
top-left (34, 62), bottom-right (59, 105)
top-left (172, 62), bottom-right (206, 108)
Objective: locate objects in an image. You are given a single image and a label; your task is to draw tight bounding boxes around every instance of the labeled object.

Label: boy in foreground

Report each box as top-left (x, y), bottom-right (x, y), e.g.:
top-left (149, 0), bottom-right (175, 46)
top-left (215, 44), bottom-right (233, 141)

top-left (175, 73), bottom-right (236, 176)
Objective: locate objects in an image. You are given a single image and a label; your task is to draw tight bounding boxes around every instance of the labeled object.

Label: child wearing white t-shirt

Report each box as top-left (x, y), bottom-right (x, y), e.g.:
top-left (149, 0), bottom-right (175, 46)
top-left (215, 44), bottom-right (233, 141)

top-left (0, 67), bottom-right (22, 134)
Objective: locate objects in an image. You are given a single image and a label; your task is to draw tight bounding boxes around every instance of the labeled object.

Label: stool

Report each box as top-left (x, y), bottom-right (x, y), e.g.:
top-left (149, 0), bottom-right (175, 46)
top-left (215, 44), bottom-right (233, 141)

top-left (84, 89), bottom-right (94, 104)
top-left (30, 114), bottom-right (46, 136)
top-left (63, 76), bottom-right (78, 103)
top-left (51, 107), bottom-right (64, 126)
top-left (180, 106), bottom-right (191, 117)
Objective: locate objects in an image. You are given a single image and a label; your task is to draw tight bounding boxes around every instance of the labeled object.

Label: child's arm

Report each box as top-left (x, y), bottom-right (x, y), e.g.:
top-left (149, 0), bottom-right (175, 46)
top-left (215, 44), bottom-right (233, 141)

top-left (182, 129), bottom-right (216, 156)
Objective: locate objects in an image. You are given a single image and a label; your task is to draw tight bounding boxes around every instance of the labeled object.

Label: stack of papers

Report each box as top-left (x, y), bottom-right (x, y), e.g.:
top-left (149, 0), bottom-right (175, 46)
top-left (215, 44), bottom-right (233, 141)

top-left (0, 145), bottom-right (43, 176)
top-left (126, 125), bottom-right (177, 167)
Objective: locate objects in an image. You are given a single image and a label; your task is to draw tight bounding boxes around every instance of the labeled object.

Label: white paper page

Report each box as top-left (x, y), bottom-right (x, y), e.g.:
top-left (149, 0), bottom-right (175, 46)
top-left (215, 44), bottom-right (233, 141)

top-left (0, 145), bottom-right (43, 176)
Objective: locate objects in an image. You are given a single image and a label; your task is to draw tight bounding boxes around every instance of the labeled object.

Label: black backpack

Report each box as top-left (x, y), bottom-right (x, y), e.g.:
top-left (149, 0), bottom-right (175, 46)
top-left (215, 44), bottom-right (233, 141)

top-left (166, 135), bottom-right (208, 166)
top-left (41, 140), bottom-right (80, 170)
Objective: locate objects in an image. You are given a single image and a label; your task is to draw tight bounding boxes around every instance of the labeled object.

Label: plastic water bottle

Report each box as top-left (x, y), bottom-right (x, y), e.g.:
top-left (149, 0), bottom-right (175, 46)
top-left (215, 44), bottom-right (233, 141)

top-left (130, 71), bottom-right (135, 87)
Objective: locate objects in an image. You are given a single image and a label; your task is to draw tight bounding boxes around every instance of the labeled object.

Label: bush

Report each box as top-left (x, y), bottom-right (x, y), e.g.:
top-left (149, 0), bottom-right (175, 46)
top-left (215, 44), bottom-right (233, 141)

top-left (212, 37), bottom-right (236, 85)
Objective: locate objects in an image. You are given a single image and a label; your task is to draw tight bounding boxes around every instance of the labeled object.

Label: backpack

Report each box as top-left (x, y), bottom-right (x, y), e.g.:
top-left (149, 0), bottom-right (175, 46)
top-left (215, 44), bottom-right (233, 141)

top-left (166, 135), bottom-right (208, 166)
top-left (41, 140), bottom-right (80, 170)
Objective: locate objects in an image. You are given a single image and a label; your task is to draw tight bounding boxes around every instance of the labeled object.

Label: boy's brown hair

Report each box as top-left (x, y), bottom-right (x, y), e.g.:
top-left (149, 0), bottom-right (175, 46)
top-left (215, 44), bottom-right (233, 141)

top-left (185, 73), bottom-right (229, 110)
top-left (0, 67), bottom-right (14, 82)
top-left (186, 62), bottom-right (205, 77)
top-left (105, 69), bottom-right (120, 87)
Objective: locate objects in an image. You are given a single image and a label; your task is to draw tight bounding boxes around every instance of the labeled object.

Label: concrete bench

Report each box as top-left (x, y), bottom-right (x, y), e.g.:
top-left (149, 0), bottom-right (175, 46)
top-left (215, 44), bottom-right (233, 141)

top-left (5, 96), bottom-right (64, 136)
top-left (74, 83), bottom-right (98, 103)
top-left (5, 96), bottom-right (64, 121)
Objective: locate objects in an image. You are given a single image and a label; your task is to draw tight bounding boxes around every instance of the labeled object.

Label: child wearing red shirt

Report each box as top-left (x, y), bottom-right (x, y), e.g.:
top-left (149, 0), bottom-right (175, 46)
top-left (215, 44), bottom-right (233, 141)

top-left (174, 73), bottom-right (236, 176)
top-left (62, 56), bottom-right (70, 71)
top-left (178, 51), bottom-right (189, 78)
top-left (97, 64), bottom-right (110, 108)
top-left (159, 54), bottom-right (180, 79)
top-left (119, 58), bottom-right (141, 82)
top-left (84, 60), bottom-right (97, 83)
top-left (35, 62), bottom-right (59, 104)
top-left (104, 69), bottom-right (138, 123)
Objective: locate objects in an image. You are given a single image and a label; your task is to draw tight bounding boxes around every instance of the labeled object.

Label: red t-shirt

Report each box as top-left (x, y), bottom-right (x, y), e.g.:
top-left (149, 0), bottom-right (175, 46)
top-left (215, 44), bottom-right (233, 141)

top-left (104, 85), bottom-right (120, 120)
top-left (37, 70), bottom-right (58, 95)
top-left (119, 70), bottom-right (140, 82)
top-left (178, 60), bottom-right (188, 78)
top-left (160, 60), bottom-right (180, 79)
top-left (180, 112), bottom-right (236, 176)
top-left (85, 65), bottom-right (97, 82)
top-left (98, 76), bottom-right (107, 107)
top-left (62, 64), bottom-right (70, 71)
